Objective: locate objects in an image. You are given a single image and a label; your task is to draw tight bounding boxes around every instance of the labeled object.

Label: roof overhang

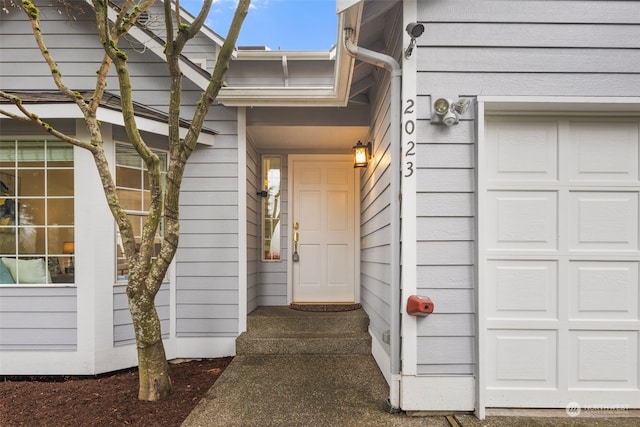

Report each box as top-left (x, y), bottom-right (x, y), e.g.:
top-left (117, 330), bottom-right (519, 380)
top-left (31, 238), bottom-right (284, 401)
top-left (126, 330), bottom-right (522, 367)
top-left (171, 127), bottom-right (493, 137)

top-left (0, 102), bottom-right (215, 146)
top-left (216, 1), bottom-right (364, 107)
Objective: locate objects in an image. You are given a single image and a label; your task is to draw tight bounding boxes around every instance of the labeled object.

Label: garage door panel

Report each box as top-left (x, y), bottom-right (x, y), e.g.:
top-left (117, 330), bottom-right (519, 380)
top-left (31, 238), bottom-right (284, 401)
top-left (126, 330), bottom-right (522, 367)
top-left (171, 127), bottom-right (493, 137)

top-left (487, 260), bottom-right (558, 319)
top-left (569, 331), bottom-right (639, 389)
top-left (487, 330), bottom-right (557, 388)
top-left (570, 261), bottom-right (639, 320)
top-left (487, 120), bottom-right (558, 182)
top-left (488, 191), bottom-right (558, 250)
top-left (483, 116), bottom-right (640, 409)
top-left (569, 121), bottom-right (639, 182)
top-left (569, 191), bottom-right (639, 251)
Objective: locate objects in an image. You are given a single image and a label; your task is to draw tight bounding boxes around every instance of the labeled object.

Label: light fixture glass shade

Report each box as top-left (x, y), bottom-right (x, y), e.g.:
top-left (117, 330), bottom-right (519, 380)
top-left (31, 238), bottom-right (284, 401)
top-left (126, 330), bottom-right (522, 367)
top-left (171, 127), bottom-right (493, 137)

top-left (63, 241), bottom-right (75, 254)
top-left (352, 141), bottom-right (370, 168)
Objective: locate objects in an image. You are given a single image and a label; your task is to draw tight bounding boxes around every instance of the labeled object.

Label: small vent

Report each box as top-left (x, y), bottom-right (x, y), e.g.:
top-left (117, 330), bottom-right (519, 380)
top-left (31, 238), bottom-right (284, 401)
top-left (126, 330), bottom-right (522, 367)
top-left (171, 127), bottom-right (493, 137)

top-left (137, 11), bottom-right (150, 26)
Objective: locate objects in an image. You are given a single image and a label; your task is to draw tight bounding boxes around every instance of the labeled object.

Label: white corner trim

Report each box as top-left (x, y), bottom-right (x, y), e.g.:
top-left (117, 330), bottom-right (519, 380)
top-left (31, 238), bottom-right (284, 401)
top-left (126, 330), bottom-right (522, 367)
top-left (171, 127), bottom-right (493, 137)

top-left (370, 329), bottom-right (391, 386)
top-left (237, 107), bottom-right (248, 333)
top-left (401, 376), bottom-right (476, 411)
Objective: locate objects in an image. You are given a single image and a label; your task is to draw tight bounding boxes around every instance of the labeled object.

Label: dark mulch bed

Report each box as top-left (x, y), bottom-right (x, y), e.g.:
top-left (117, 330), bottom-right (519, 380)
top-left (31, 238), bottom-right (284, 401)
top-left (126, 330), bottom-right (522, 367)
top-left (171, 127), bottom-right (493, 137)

top-left (0, 357), bottom-right (232, 426)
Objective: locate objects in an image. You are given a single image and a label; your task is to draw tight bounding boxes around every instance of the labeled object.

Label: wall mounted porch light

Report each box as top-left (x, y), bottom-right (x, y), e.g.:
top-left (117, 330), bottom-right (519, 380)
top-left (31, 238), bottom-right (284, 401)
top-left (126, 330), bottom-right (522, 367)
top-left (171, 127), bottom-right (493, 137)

top-left (431, 97), bottom-right (470, 126)
top-left (352, 140), bottom-right (372, 168)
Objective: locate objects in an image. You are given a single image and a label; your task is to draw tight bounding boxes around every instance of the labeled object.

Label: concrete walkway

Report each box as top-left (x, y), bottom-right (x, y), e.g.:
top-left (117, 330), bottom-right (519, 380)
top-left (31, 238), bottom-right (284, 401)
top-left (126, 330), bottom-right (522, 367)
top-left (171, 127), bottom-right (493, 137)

top-left (181, 354), bottom-right (640, 427)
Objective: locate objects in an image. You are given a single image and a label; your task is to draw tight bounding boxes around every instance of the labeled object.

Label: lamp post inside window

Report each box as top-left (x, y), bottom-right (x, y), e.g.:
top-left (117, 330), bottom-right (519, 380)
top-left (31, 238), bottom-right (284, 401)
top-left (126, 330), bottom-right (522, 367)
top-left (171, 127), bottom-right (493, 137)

top-left (352, 141), bottom-right (372, 168)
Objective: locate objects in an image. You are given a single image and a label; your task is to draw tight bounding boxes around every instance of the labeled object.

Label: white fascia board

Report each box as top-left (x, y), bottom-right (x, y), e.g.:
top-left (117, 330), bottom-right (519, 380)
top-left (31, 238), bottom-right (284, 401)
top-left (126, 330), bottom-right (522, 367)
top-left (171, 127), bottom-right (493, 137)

top-left (337, 0), bottom-right (363, 14)
top-left (235, 50), bottom-right (334, 61)
top-left (217, 87), bottom-right (343, 107)
top-left (175, 2), bottom-right (226, 48)
top-left (1, 103), bottom-right (214, 146)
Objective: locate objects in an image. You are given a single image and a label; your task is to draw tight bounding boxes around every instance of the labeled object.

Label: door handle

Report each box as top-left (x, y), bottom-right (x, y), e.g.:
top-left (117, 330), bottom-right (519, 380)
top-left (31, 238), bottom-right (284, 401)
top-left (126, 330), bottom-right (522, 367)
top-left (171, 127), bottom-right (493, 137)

top-left (292, 225), bottom-right (300, 262)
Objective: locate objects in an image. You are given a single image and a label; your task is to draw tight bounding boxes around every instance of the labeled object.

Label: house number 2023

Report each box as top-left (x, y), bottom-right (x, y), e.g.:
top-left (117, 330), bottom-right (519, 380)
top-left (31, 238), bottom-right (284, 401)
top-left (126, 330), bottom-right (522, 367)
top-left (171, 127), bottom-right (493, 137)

top-left (403, 98), bottom-right (416, 178)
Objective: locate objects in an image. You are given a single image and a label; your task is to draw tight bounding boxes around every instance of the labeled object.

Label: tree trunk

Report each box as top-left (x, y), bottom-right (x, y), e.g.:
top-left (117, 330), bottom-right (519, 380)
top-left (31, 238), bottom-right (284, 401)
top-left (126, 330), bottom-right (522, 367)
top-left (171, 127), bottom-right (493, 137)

top-left (128, 287), bottom-right (171, 401)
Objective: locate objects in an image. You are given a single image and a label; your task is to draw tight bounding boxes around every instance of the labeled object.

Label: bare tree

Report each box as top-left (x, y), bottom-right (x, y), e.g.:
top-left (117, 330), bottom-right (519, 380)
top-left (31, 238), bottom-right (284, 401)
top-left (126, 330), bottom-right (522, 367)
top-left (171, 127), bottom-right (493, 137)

top-left (0, 0), bottom-right (251, 401)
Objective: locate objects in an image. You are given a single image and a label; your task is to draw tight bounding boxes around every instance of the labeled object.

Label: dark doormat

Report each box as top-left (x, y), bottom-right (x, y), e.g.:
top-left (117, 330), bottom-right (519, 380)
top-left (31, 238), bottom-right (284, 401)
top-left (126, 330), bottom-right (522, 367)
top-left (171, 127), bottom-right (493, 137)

top-left (289, 303), bottom-right (362, 312)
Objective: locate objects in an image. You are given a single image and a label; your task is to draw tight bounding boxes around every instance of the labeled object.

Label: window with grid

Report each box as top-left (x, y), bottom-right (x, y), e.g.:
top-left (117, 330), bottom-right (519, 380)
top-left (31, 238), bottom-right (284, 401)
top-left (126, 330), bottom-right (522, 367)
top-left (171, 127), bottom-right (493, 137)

top-left (115, 144), bottom-right (167, 282)
top-left (0, 140), bottom-right (74, 285)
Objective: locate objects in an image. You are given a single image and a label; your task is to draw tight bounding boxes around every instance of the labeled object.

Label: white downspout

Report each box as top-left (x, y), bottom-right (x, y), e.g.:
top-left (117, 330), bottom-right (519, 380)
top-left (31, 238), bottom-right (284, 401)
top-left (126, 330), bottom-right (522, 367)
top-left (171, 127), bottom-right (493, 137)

top-left (344, 28), bottom-right (402, 410)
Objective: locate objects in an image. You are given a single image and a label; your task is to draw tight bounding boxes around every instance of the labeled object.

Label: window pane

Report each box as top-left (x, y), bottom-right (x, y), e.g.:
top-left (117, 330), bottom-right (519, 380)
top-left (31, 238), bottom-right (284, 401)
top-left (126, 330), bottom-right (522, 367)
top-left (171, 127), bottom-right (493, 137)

top-left (17, 142), bottom-right (45, 167)
top-left (48, 199), bottom-right (74, 225)
top-left (18, 226), bottom-right (46, 254)
top-left (47, 227), bottom-right (74, 254)
top-left (1, 196), bottom-right (16, 226)
top-left (116, 166), bottom-right (142, 189)
top-left (18, 169), bottom-right (45, 196)
top-left (20, 198), bottom-right (45, 225)
top-left (47, 170), bottom-right (74, 196)
top-left (0, 228), bottom-right (16, 254)
top-left (116, 145), bottom-right (141, 168)
top-left (117, 188), bottom-right (142, 211)
top-left (0, 141), bottom-right (16, 167)
top-left (262, 156), bottom-right (281, 261)
top-left (47, 142), bottom-right (73, 166)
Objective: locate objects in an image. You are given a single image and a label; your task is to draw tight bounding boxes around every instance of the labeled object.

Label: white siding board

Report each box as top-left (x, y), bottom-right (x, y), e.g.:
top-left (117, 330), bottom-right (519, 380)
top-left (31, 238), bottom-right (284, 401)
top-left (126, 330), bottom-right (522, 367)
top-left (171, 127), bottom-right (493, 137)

top-left (416, 336), bottom-right (475, 365)
top-left (419, 144), bottom-right (475, 169)
top-left (417, 314), bottom-right (475, 337)
top-left (417, 193), bottom-right (475, 217)
top-left (418, 0), bottom-right (640, 23)
top-left (418, 48), bottom-right (640, 73)
top-left (0, 288), bottom-right (77, 350)
top-left (416, 266), bottom-right (474, 289)
top-left (417, 73), bottom-right (640, 97)
top-left (418, 242), bottom-right (474, 265)
top-left (423, 23), bottom-right (640, 48)
top-left (417, 169), bottom-right (475, 192)
top-left (417, 217), bottom-right (474, 241)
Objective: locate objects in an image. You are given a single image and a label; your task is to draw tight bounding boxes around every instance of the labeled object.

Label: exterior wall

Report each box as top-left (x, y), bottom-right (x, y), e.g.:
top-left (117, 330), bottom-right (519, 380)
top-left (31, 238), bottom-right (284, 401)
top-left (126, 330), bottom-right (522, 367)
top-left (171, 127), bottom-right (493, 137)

top-left (0, 2), bottom-right (242, 371)
top-left (246, 138), bottom-right (260, 313)
top-left (176, 130), bottom-right (240, 337)
top-left (114, 283), bottom-right (170, 346)
top-left (411, 0), bottom-right (640, 408)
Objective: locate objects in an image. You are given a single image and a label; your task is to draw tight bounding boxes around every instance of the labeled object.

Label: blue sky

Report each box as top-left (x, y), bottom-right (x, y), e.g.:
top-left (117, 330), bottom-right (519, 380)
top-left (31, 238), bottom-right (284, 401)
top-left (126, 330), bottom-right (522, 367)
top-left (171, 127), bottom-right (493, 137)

top-left (181, 0), bottom-right (338, 51)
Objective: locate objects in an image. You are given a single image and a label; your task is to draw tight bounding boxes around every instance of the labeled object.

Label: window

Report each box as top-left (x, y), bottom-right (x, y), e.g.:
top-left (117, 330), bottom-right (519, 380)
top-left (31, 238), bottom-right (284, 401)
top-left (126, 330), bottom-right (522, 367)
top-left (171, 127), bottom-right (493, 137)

top-left (261, 156), bottom-right (281, 261)
top-left (0, 140), bottom-right (74, 285)
top-left (115, 143), bottom-right (167, 281)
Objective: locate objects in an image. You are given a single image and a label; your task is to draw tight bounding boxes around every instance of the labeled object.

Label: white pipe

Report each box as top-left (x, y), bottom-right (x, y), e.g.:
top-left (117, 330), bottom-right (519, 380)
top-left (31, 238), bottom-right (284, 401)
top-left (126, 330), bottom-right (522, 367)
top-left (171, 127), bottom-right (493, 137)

top-left (344, 28), bottom-right (402, 410)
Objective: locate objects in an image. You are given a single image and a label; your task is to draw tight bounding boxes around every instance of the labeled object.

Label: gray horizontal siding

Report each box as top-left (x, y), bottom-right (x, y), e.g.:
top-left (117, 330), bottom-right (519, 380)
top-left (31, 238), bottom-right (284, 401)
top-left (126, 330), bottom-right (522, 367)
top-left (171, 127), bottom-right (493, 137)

top-left (414, 0), bottom-right (640, 377)
top-left (114, 284), bottom-right (170, 346)
top-left (247, 139), bottom-right (259, 313)
top-left (0, 287), bottom-right (77, 350)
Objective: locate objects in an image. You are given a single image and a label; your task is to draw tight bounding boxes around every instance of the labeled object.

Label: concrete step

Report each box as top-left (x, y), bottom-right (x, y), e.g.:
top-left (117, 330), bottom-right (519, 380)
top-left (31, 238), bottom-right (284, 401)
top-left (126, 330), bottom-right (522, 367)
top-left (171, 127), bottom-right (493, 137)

top-left (237, 306), bottom-right (372, 356)
top-left (236, 331), bottom-right (372, 355)
top-left (246, 306), bottom-right (369, 334)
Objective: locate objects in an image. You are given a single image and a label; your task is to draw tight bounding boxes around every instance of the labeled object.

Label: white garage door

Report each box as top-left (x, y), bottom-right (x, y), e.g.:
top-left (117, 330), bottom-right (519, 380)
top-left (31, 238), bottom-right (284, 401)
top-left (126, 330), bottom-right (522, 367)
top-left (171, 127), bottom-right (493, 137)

top-left (481, 116), bottom-right (640, 408)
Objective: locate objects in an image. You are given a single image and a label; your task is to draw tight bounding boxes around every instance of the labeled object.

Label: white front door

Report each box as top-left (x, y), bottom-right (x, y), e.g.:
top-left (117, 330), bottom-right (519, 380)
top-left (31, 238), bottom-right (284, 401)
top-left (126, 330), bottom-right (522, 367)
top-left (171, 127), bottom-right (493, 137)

top-left (480, 116), bottom-right (640, 408)
top-left (290, 155), bottom-right (356, 303)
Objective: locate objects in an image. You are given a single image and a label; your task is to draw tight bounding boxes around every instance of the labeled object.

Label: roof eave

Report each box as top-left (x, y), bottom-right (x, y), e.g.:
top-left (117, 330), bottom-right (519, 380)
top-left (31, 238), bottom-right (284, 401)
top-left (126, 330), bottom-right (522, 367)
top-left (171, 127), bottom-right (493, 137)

top-left (217, 1), bottom-right (364, 107)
